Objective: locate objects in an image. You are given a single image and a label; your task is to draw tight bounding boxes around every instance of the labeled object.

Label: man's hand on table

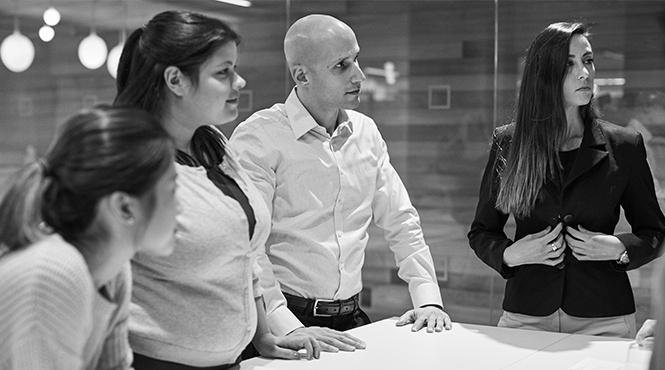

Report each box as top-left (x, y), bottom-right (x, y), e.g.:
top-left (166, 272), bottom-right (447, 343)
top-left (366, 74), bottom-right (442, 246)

top-left (289, 326), bottom-right (367, 352)
top-left (395, 306), bottom-right (452, 332)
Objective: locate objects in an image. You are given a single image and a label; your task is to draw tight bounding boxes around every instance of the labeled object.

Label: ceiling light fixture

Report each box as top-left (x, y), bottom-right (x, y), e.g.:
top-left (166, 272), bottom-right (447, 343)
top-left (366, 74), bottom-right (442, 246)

top-left (79, 31), bottom-right (108, 70)
top-left (213, 0), bottom-right (252, 8)
top-left (43, 6), bottom-right (61, 26)
top-left (39, 25), bottom-right (55, 42)
top-left (107, 0), bottom-right (127, 79)
top-left (78, 0), bottom-right (107, 70)
top-left (1, 17), bottom-right (35, 73)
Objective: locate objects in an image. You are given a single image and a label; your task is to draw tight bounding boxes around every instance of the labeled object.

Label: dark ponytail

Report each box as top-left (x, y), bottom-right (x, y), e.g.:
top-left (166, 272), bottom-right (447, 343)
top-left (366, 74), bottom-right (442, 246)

top-left (0, 163), bottom-right (50, 250)
top-left (0, 106), bottom-right (174, 251)
top-left (115, 27), bottom-right (146, 104)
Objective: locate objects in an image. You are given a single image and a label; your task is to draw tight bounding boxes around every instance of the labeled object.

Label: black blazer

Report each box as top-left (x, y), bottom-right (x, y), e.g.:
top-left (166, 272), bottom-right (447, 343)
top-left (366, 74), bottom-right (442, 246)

top-left (468, 119), bottom-right (665, 317)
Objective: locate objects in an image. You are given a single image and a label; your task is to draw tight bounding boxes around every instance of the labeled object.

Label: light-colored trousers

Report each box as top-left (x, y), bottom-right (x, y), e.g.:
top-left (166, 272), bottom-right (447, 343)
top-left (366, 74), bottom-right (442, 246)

top-left (498, 309), bottom-right (636, 338)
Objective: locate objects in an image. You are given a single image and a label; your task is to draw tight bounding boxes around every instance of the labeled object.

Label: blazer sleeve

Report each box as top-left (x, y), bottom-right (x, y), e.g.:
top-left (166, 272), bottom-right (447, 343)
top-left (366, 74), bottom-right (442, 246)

top-left (615, 132), bottom-right (665, 270)
top-left (468, 128), bottom-right (518, 278)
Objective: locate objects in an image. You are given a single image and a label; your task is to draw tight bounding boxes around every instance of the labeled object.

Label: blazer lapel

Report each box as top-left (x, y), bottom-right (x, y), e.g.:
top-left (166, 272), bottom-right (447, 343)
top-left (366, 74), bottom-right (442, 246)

top-left (564, 120), bottom-right (608, 189)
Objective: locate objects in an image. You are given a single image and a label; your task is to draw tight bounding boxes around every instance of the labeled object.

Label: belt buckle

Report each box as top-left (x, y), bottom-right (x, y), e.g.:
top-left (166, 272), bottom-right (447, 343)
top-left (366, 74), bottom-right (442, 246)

top-left (313, 298), bottom-right (335, 317)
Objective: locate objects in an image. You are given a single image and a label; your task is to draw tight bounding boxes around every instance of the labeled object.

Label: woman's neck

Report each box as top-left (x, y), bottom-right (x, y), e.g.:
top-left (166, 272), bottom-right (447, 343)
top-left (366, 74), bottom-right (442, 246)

top-left (75, 238), bottom-right (134, 289)
top-left (161, 110), bottom-right (194, 153)
top-left (562, 108), bottom-right (585, 151)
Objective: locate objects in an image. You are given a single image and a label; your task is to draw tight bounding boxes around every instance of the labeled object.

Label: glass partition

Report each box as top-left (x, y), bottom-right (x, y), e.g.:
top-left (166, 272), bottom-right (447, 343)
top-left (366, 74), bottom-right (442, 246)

top-left (0, 0), bottom-right (663, 328)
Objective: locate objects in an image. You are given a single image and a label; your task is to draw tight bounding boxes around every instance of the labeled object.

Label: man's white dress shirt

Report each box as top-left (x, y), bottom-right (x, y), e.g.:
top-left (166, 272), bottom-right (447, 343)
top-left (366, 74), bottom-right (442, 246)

top-left (229, 88), bottom-right (443, 336)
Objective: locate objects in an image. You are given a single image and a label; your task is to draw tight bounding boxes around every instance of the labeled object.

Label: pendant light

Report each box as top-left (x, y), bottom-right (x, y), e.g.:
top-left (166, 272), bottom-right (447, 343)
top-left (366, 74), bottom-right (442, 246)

top-left (1, 17), bottom-right (35, 73)
top-left (107, 0), bottom-right (126, 79)
top-left (43, 6), bottom-right (61, 26)
top-left (106, 29), bottom-right (125, 78)
top-left (39, 25), bottom-right (55, 42)
top-left (78, 0), bottom-right (107, 70)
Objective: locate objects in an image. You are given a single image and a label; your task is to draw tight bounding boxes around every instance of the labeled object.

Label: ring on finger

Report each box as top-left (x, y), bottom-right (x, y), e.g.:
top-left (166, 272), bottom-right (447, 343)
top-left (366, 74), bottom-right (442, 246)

top-left (550, 243), bottom-right (557, 252)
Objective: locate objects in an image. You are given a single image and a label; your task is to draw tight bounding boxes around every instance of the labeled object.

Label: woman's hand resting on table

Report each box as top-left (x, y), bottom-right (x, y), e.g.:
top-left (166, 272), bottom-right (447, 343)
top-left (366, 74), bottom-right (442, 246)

top-left (289, 326), bottom-right (366, 352)
top-left (254, 331), bottom-right (321, 360)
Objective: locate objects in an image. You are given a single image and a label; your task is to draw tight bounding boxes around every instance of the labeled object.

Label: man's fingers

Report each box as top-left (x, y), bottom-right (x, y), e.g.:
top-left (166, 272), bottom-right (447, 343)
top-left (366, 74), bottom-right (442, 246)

top-left (426, 316), bottom-right (436, 333)
top-left (433, 316), bottom-right (445, 332)
top-left (444, 316), bottom-right (453, 330)
top-left (395, 310), bottom-right (414, 326)
top-left (411, 316), bottom-right (427, 332)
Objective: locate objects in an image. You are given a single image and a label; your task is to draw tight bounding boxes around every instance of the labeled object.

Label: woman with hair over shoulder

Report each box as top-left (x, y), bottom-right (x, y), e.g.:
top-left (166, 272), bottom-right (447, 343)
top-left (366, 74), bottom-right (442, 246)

top-left (0, 106), bottom-right (178, 369)
top-left (114, 10), bottom-right (319, 369)
top-left (468, 22), bottom-right (665, 337)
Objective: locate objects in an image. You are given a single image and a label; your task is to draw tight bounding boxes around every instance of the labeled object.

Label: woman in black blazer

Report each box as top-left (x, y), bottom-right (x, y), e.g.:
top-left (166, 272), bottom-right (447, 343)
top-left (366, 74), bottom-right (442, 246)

top-left (468, 22), bottom-right (665, 338)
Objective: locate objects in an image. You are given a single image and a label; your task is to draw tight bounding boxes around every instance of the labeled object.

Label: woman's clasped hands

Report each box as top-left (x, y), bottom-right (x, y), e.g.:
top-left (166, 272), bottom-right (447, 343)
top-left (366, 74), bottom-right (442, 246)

top-left (503, 223), bottom-right (565, 267)
top-left (503, 223), bottom-right (625, 267)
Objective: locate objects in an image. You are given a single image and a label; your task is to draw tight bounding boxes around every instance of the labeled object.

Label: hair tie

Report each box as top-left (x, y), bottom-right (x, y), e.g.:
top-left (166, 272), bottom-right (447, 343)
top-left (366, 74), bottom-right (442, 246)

top-left (39, 158), bottom-right (52, 177)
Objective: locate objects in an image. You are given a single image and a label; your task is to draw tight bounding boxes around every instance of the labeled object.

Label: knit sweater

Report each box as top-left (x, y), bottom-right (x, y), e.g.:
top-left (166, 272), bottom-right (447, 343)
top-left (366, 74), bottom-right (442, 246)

top-left (129, 152), bottom-right (271, 367)
top-left (0, 234), bottom-right (133, 370)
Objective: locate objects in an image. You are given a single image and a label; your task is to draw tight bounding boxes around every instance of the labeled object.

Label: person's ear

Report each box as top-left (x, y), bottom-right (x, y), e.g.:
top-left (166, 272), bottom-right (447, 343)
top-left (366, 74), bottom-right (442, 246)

top-left (164, 66), bottom-right (189, 96)
top-left (291, 65), bottom-right (308, 86)
top-left (107, 191), bottom-right (140, 227)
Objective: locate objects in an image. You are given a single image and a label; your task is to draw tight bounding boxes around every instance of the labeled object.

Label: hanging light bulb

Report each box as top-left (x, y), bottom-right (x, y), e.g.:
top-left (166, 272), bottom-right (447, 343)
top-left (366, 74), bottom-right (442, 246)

top-left (39, 25), bottom-right (55, 42)
top-left (1, 19), bottom-right (35, 73)
top-left (108, 0), bottom-right (127, 79)
top-left (106, 41), bottom-right (123, 78)
top-left (78, 31), bottom-right (108, 70)
top-left (43, 7), bottom-right (61, 26)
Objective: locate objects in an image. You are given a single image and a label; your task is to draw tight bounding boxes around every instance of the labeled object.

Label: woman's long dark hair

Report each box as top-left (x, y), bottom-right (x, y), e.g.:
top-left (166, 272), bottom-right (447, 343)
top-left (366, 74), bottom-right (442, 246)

top-left (496, 22), bottom-right (598, 218)
top-left (114, 10), bottom-right (240, 168)
top-left (0, 106), bottom-right (174, 251)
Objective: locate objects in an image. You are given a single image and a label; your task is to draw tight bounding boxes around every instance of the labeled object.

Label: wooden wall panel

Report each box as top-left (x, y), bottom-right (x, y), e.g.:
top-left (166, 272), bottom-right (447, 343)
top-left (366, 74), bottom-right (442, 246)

top-left (0, 0), bottom-right (663, 329)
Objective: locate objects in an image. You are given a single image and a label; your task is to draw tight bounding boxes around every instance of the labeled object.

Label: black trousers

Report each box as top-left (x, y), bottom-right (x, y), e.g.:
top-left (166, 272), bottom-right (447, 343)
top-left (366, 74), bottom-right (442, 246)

top-left (290, 305), bottom-right (371, 331)
top-left (132, 352), bottom-right (240, 370)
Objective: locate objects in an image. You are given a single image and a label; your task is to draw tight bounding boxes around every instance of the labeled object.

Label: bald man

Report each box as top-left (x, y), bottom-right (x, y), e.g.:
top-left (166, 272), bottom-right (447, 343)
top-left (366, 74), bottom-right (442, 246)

top-left (230, 14), bottom-right (451, 352)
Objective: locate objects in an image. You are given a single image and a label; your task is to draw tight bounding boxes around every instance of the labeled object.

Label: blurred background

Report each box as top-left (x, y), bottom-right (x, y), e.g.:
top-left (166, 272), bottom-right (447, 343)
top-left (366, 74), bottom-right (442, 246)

top-left (1, 0), bottom-right (664, 329)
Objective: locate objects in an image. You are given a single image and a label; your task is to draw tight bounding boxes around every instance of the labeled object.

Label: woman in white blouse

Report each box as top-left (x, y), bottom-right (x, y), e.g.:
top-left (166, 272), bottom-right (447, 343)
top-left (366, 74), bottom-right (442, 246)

top-left (114, 10), bottom-right (319, 370)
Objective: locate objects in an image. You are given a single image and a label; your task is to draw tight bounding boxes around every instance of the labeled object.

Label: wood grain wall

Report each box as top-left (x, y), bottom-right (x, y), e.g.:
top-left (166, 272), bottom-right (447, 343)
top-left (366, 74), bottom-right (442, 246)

top-left (1, 0), bottom-right (664, 327)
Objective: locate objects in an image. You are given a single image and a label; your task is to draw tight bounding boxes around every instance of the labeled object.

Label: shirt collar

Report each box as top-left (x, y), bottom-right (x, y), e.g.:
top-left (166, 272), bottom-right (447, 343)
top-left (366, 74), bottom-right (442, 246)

top-left (285, 88), bottom-right (354, 139)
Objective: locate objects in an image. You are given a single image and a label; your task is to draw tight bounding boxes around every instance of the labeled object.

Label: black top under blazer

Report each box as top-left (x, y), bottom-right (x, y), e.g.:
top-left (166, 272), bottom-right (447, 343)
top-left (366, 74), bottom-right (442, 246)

top-left (468, 119), bottom-right (665, 317)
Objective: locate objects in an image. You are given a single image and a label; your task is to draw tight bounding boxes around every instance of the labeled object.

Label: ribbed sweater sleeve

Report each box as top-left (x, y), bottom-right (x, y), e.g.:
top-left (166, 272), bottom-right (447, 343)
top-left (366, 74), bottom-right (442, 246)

top-left (0, 239), bottom-right (95, 370)
top-left (91, 265), bottom-right (133, 370)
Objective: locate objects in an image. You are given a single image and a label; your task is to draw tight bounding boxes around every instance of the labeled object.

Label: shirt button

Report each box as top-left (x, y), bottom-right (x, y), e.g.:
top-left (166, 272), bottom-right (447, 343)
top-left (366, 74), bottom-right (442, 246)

top-left (246, 252), bottom-right (251, 258)
top-left (563, 214), bottom-right (574, 224)
top-left (247, 325), bottom-right (252, 332)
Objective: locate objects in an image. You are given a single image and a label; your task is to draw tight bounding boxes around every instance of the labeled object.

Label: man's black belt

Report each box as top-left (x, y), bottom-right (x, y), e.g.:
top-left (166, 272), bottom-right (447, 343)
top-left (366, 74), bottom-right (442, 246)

top-left (283, 292), bottom-right (359, 317)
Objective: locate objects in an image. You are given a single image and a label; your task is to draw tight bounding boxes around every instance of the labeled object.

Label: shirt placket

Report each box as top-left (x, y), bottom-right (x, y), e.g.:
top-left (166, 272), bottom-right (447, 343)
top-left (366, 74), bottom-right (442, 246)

top-left (329, 128), bottom-right (349, 299)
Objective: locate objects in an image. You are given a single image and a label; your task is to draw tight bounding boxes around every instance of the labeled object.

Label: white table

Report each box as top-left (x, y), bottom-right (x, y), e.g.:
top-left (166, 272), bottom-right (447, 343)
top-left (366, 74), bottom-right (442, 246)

top-left (239, 318), bottom-right (652, 370)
